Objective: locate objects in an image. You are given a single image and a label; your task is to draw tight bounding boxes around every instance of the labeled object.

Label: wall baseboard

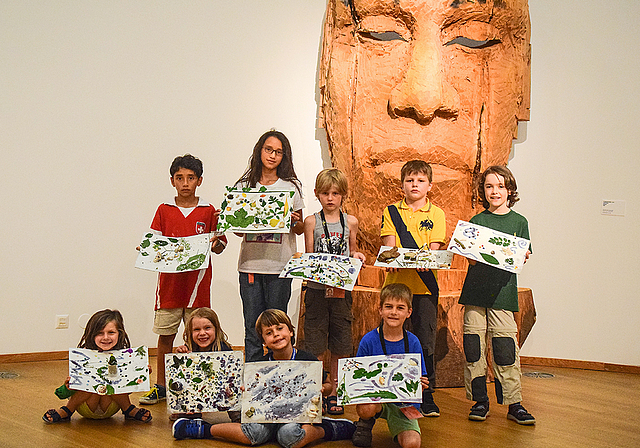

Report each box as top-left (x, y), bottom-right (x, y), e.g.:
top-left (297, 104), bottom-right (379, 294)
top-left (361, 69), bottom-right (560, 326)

top-left (1, 351), bottom-right (638, 375)
top-left (520, 356), bottom-right (640, 374)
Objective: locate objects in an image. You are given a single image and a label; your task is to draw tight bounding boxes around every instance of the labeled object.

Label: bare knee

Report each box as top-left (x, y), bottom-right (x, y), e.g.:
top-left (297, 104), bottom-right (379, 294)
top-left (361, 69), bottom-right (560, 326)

top-left (397, 430), bottom-right (421, 448)
top-left (356, 403), bottom-right (381, 419)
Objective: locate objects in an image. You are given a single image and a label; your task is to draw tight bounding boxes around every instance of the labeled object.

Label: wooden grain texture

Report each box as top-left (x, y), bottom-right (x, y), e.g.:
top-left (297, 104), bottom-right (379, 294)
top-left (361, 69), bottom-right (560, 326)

top-left (3, 359), bottom-right (638, 448)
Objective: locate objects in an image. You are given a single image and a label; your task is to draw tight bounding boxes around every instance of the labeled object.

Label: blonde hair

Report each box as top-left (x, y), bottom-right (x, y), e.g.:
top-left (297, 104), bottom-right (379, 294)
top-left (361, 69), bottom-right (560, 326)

top-left (315, 168), bottom-right (348, 197)
top-left (255, 309), bottom-right (296, 345)
top-left (183, 307), bottom-right (230, 352)
top-left (379, 283), bottom-right (413, 309)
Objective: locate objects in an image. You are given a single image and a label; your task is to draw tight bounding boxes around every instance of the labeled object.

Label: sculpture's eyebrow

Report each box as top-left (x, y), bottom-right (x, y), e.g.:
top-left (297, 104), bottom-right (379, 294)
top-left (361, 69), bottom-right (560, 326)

top-left (348, 0), bottom-right (414, 29)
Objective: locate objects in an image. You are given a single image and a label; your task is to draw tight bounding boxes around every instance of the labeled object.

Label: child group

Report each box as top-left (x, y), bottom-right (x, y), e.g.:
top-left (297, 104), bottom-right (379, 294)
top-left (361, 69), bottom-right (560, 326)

top-left (43, 129), bottom-right (535, 448)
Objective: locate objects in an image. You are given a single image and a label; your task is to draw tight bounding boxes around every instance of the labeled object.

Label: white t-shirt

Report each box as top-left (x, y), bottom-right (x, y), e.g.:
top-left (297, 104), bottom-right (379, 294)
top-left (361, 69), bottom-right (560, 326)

top-left (236, 178), bottom-right (304, 274)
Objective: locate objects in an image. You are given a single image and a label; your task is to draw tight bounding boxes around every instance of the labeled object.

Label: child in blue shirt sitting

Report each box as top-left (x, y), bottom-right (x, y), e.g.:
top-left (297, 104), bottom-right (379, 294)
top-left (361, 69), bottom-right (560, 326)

top-left (352, 284), bottom-right (430, 448)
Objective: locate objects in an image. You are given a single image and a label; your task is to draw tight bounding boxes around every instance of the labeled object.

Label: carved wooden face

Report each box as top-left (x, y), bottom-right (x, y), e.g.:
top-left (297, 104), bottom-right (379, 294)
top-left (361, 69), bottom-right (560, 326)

top-left (320, 0), bottom-right (530, 256)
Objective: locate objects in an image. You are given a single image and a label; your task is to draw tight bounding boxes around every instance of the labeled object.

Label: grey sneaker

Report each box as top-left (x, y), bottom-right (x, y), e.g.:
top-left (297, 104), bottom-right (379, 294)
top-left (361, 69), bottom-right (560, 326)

top-left (507, 403), bottom-right (535, 425)
top-left (352, 417), bottom-right (375, 447)
top-left (469, 401), bottom-right (490, 421)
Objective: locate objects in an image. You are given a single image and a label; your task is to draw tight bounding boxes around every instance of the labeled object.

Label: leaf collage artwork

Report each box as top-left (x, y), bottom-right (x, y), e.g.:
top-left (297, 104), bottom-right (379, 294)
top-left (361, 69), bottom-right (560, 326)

top-left (165, 351), bottom-right (244, 414)
top-left (279, 253), bottom-right (362, 291)
top-left (374, 246), bottom-right (453, 270)
top-left (242, 361), bottom-right (323, 424)
top-left (135, 232), bottom-right (211, 273)
top-left (337, 354), bottom-right (422, 406)
top-left (217, 187), bottom-right (295, 233)
top-left (69, 346), bottom-right (150, 396)
top-left (447, 220), bottom-right (530, 273)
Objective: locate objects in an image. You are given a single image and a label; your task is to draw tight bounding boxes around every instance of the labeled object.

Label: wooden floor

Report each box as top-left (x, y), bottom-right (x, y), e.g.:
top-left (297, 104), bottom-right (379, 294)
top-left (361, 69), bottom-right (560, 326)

top-left (2, 359), bottom-right (639, 448)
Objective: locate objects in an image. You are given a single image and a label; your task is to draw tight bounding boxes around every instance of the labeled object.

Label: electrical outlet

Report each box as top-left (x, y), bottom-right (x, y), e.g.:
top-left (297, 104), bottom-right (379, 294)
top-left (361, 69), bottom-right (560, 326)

top-left (56, 315), bottom-right (69, 329)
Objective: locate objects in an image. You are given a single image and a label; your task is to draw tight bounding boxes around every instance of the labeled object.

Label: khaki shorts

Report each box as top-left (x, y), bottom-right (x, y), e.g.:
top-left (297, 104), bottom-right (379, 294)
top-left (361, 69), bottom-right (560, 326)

top-left (152, 308), bottom-right (195, 335)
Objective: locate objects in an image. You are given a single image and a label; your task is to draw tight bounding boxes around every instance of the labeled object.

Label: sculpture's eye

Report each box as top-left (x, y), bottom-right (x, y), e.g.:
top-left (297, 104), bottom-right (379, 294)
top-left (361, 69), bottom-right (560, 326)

top-left (443, 21), bottom-right (502, 50)
top-left (444, 36), bottom-right (501, 49)
top-left (359, 30), bottom-right (407, 42)
top-left (357, 15), bottom-right (411, 44)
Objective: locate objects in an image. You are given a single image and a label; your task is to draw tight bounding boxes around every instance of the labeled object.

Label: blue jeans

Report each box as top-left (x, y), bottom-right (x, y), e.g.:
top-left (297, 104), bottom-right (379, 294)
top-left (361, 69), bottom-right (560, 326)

top-left (239, 273), bottom-right (292, 362)
top-left (241, 422), bottom-right (305, 448)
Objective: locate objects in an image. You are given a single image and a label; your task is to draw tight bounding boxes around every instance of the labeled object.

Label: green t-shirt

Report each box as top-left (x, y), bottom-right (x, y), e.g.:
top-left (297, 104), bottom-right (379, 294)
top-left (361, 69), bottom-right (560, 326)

top-left (458, 209), bottom-right (530, 312)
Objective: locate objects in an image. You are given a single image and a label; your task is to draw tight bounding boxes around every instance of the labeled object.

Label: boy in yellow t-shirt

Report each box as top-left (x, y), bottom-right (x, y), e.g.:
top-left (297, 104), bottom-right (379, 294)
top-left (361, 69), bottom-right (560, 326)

top-left (380, 160), bottom-right (446, 417)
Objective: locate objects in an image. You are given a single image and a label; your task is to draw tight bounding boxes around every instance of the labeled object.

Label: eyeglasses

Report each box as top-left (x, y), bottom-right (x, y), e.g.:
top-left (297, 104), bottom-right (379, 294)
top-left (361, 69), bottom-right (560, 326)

top-left (263, 147), bottom-right (284, 157)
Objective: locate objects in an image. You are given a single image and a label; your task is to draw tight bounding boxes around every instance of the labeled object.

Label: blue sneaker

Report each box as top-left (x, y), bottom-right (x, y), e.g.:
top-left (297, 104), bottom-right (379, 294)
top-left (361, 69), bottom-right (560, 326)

top-left (172, 418), bottom-right (209, 439)
top-left (320, 417), bottom-right (356, 441)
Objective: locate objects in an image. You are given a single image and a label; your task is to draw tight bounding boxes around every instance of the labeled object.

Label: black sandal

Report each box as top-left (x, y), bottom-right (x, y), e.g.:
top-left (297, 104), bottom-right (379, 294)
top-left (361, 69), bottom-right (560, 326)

top-left (42, 405), bottom-right (73, 423)
top-left (123, 404), bottom-right (152, 423)
top-left (325, 395), bottom-right (344, 415)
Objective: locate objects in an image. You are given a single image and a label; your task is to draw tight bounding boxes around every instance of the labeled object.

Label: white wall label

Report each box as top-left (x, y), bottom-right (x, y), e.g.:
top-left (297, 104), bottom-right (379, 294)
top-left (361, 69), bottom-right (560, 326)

top-left (601, 200), bottom-right (626, 216)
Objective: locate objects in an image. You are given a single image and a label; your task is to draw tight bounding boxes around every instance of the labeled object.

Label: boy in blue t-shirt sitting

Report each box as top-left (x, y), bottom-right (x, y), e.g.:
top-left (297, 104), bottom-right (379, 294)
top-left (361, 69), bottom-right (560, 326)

top-left (352, 284), bottom-right (430, 448)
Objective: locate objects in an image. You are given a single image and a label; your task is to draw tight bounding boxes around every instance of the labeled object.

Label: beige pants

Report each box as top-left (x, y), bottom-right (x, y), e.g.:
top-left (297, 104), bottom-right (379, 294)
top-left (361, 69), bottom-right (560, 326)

top-left (463, 305), bottom-right (522, 405)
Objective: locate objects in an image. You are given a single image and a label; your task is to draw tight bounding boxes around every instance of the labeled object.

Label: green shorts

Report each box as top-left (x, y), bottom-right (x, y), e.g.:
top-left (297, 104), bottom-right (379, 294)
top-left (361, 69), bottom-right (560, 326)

top-left (379, 403), bottom-right (421, 441)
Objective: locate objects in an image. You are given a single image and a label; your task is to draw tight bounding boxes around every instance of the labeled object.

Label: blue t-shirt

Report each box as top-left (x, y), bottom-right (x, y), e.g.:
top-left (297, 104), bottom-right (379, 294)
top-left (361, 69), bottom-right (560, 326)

top-left (356, 327), bottom-right (427, 409)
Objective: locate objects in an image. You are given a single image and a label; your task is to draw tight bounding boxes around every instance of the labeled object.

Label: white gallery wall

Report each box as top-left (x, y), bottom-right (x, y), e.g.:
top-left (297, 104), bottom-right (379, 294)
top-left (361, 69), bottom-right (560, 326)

top-left (1, 1), bottom-right (639, 366)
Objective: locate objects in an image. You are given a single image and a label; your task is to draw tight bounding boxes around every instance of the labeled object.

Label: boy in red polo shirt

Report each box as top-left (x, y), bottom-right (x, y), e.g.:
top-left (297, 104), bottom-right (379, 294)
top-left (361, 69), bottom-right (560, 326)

top-left (139, 154), bottom-right (227, 405)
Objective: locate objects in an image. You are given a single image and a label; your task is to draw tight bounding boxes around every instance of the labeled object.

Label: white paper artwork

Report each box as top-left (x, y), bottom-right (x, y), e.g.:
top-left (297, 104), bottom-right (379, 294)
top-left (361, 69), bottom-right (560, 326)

top-left (242, 361), bottom-right (323, 424)
top-left (374, 246), bottom-right (453, 269)
top-left (217, 187), bottom-right (295, 233)
top-left (337, 354), bottom-right (422, 406)
top-left (135, 232), bottom-right (211, 273)
top-left (69, 346), bottom-right (150, 395)
top-left (165, 351), bottom-right (244, 414)
top-left (447, 220), bottom-right (530, 273)
top-left (279, 253), bottom-right (362, 291)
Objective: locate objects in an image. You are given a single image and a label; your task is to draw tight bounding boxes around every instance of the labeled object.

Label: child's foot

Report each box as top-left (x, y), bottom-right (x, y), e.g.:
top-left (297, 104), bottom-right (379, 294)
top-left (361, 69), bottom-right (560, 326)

top-left (173, 418), bottom-right (211, 439)
top-left (507, 403), bottom-right (535, 425)
top-left (139, 384), bottom-right (166, 405)
top-left (325, 395), bottom-right (344, 415)
top-left (420, 392), bottom-right (440, 417)
top-left (469, 401), bottom-right (490, 421)
top-left (42, 405), bottom-right (73, 424)
top-left (352, 417), bottom-right (376, 447)
top-left (320, 418), bottom-right (356, 441)
top-left (122, 405), bottom-right (152, 423)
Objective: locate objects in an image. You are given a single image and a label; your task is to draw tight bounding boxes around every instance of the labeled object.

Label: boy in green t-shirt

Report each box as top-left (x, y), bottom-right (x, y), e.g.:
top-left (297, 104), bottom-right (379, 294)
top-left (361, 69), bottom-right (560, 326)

top-left (458, 165), bottom-right (535, 425)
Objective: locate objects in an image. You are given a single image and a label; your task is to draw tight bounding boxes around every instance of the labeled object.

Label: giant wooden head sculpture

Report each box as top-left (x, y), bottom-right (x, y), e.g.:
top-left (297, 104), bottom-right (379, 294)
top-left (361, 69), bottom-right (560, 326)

top-left (319, 0), bottom-right (531, 259)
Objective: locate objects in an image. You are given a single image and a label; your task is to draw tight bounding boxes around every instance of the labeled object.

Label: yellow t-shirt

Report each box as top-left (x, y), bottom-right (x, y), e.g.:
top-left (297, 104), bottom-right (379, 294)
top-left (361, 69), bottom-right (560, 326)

top-left (380, 199), bottom-right (446, 295)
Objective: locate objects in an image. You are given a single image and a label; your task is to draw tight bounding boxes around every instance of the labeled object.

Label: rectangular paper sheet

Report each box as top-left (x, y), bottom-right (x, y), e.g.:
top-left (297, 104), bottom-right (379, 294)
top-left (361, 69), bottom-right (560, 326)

top-left (68, 346), bottom-right (150, 395)
top-left (337, 354), bottom-right (422, 406)
top-left (279, 253), bottom-right (362, 291)
top-left (374, 246), bottom-right (452, 269)
top-left (242, 361), bottom-right (323, 424)
top-left (447, 220), bottom-right (530, 273)
top-left (135, 232), bottom-right (210, 273)
top-left (165, 351), bottom-right (244, 413)
top-left (217, 187), bottom-right (295, 233)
